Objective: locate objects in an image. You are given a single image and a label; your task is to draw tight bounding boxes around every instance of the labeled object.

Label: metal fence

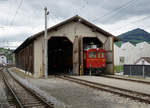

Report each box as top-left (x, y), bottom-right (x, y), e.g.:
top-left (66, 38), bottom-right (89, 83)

top-left (124, 65), bottom-right (150, 77)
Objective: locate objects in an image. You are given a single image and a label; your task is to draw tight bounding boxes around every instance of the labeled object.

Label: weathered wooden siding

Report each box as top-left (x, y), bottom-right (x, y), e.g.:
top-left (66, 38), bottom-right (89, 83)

top-left (103, 37), bottom-right (114, 74)
top-left (33, 36), bottom-right (44, 78)
top-left (15, 43), bottom-right (34, 74)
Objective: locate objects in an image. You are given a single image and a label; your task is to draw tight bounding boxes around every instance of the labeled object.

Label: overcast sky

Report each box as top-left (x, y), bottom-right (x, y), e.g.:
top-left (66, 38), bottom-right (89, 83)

top-left (0, 0), bottom-right (150, 49)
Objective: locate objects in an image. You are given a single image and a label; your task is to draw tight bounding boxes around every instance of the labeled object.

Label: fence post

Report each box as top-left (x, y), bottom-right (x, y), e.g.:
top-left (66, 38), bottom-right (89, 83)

top-left (143, 65), bottom-right (145, 78)
top-left (89, 63), bottom-right (91, 76)
top-left (129, 65), bottom-right (132, 76)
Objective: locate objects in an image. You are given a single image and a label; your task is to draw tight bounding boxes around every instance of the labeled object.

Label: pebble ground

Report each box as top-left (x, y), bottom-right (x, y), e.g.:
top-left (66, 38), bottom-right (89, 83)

top-left (8, 67), bottom-right (150, 108)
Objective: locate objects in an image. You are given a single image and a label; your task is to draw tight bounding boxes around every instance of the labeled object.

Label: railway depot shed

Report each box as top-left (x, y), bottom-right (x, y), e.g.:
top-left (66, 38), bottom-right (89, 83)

top-left (14, 15), bottom-right (118, 78)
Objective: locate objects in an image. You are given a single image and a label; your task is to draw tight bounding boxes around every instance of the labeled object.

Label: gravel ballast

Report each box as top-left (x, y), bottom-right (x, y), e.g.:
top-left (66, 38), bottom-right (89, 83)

top-left (0, 70), bottom-right (9, 108)
top-left (29, 77), bottom-right (150, 108)
top-left (9, 68), bottom-right (150, 108)
top-left (71, 76), bottom-right (150, 94)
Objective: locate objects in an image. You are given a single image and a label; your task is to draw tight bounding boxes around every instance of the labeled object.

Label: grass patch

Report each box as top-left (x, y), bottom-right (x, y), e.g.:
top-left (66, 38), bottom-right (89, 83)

top-left (115, 65), bottom-right (124, 73)
top-left (10, 67), bottom-right (33, 79)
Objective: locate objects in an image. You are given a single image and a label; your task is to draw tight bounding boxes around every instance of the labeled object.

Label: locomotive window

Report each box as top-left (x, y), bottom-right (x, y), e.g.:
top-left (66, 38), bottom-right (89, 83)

top-left (98, 52), bottom-right (100, 58)
top-left (89, 51), bottom-right (96, 58)
top-left (102, 52), bottom-right (104, 58)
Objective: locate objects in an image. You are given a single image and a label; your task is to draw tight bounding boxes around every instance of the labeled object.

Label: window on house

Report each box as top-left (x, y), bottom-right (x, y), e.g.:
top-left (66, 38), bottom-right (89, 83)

top-left (120, 57), bottom-right (125, 63)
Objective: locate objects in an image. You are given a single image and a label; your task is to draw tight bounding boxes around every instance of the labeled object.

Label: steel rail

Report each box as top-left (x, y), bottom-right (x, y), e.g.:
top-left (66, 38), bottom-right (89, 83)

top-left (57, 75), bottom-right (150, 104)
top-left (1, 69), bottom-right (24, 108)
top-left (4, 68), bottom-right (54, 108)
top-left (101, 75), bottom-right (150, 85)
top-left (7, 68), bottom-right (54, 108)
top-left (65, 76), bottom-right (150, 96)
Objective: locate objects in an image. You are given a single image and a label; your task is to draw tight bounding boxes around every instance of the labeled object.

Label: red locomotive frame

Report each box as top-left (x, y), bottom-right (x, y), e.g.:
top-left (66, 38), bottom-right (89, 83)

top-left (84, 48), bottom-right (106, 75)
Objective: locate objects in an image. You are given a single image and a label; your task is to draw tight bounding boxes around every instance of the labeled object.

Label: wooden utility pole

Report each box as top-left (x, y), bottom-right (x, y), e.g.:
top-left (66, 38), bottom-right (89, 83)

top-left (44, 7), bottom-right (49, 78)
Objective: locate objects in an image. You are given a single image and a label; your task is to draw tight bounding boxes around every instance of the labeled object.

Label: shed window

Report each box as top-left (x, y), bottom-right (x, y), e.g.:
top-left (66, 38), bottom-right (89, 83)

top-left (89, 51), bottom-right (96, 58)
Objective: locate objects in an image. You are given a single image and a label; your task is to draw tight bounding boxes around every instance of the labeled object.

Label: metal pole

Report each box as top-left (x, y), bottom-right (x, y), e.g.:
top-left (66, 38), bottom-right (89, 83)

top-left (90, 63), bottom-right (91, 76)
top-left (44, 7), bottom-right (49, 78)
top-left (129, 65), bottom-right (131, 76)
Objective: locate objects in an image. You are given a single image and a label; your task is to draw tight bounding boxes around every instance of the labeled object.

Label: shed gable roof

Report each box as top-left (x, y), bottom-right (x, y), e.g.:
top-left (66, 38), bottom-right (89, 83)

top-left (14, 15), bottom-right (118, 53)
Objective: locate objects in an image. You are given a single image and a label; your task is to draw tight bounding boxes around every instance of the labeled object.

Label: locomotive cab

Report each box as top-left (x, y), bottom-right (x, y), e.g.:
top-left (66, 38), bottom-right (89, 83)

top-left (84, 48), bottom-right (106, 75)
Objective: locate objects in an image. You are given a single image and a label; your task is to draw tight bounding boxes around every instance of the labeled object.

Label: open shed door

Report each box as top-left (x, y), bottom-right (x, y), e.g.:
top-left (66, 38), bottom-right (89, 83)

top-left (73, 36), bottom-right (79, 75)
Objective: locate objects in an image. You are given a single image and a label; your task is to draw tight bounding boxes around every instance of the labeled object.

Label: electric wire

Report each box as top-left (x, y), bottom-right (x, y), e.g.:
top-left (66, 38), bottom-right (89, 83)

top-left (112, 15), bottom-right (150, 32)
top-left (3, 0), bottom-right (24, 49)
top-left (9, 0), bottom-right (24, 30)
top-left (92, 0), bottom-right (137, 22)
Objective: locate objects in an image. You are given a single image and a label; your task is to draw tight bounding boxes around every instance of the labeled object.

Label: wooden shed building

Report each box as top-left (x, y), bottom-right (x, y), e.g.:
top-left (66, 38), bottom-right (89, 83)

top-left (14, 15), bottom-right (118, 78)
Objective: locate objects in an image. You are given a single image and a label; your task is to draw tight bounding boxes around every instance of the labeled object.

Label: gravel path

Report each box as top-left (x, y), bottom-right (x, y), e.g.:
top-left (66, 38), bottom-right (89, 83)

top-left (71, 76), bottom-right (150, 94)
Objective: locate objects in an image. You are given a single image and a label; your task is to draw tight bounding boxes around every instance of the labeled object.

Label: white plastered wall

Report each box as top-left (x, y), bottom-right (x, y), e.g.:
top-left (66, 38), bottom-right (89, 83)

top-left (114, 45), bottom-right (121, 66)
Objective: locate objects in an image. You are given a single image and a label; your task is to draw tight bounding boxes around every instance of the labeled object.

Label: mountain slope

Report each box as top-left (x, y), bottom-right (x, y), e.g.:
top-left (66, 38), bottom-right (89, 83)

top-left (117, 28), bottom-right (150, 45)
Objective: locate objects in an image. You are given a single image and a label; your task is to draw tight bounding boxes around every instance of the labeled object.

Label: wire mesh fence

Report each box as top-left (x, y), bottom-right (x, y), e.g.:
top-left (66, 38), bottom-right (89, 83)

top-left (124, 65), bottom-right (150, 77)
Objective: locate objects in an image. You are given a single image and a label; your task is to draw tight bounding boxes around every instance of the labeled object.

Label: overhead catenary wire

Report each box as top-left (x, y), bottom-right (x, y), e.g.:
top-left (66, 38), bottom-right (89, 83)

top-left (92, 0), bottom-right (137, 22)
top-left (78, 0), bottom-right (89, 15)
top-left (2, 0), bottom-right (24, 49)
top-left (49, 12), bottom-right (60, 24)
top-left (112, 15), bottom-right (150, 32)
top-left (8, 0), bottom-right (24, 32)
top-left (73, 0), bottom-right (89, 15)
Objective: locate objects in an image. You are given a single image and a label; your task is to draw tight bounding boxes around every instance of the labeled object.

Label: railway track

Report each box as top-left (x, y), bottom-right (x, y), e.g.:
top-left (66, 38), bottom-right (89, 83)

top-left (1, 68), bottom-right (54, 108)
top-left (101, 75), bottom-right (150, 85)
top-left (57, 75), bottom-right (150, 104)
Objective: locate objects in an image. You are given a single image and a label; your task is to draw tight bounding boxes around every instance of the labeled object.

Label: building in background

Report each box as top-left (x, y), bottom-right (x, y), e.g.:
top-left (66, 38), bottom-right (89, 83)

top-left (136, 42), bottom-right (150, 58)
top-left (0, 54), bottom-right (7, 65)
top-left (120, 42), bottom-right (136, 64)
top-left (134, 57), bottom-right (150, 65)
top-left (114, 45), bottom-right (122, 65)
top-left (114, 41), bottom-right (150, 66)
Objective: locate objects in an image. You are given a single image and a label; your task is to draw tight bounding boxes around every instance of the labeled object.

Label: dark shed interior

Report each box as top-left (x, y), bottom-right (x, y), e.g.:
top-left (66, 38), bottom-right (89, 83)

top-left (83, 37), bottom-right (103, 49)
top-left (48, 37), bottom-right (73, 75)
